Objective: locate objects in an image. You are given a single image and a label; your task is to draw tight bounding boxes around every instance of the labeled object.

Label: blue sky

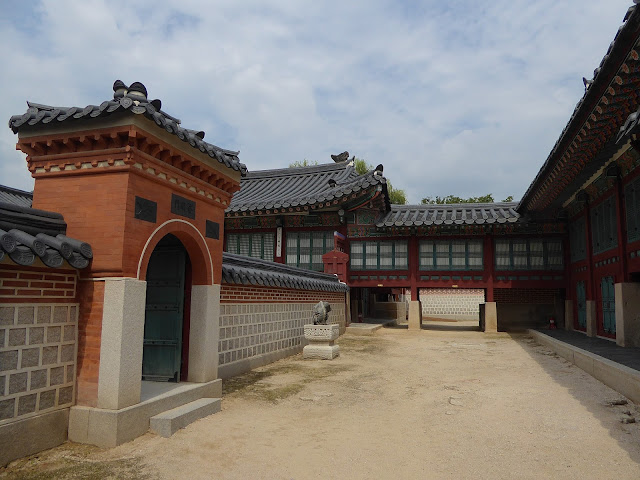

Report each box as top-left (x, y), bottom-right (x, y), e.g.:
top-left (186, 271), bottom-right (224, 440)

top-left (0, 0), bottom-right (633, 203)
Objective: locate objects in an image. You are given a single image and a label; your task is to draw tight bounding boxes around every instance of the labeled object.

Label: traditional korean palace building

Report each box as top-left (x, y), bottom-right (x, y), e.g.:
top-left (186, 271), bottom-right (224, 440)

top-left (2, 0), bottom-right (640, 466)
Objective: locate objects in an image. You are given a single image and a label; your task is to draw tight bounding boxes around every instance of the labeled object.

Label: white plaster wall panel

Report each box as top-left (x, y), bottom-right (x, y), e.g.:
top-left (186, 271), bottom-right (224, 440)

top-left (418, 288), bottom-right (485, 320)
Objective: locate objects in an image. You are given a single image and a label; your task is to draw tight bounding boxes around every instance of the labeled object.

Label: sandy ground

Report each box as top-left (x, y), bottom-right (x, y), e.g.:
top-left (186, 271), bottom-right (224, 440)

top-left (3, 323), bottom-right (640, 479)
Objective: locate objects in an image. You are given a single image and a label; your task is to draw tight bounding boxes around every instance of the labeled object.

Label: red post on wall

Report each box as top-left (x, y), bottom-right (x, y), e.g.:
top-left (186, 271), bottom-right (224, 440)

top-left (484, 234), bottom-right (494, 302)
top-left (409, 235), bottom-right (419, 300)
top-left (323, 249), bottom-right (349, 283)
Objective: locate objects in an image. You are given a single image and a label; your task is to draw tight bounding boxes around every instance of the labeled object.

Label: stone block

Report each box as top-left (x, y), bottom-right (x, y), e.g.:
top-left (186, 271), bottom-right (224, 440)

top-left (0, 350), bottom-right (18, 371)
top-left (60, 344), bottom-right (75, 363)
top-left (50, 366), bottom-right (65, 386)
top-left (46, 326), bottom-right (61, 343)
top-left (39, 389), bottom-right (56, 410)
top-left (58, 386), bottom-right (73, 405)
top-left (0, 409), bottom-right (69, 467)
top-left (70, 306), bottom-right (77, 321)
top-left (28, 326), bottom-right (45, 345)
top-left (66, 365), bottom-right (75, 383)
top-left (37, 306), bottom-right (51, 324)
top-left (63, 325), bottom-right (76, 342)
top-left (8, 328), bottom-right (26, 346)
top-left (0, 375), bottom-right (4, 396)
top-left (9, 372), bottom-right (27, 394)
top-left (0, 398), bottom-right (15, 421)
top-left (303, 344), bottom-right (340, 359)
top-left (42, 346), bottom-right (59, 365)
top-left (18, 393), bottom-right (37, 416)
top-left (0, 329), bottom-right (4, 348)
top-left (408, 301), bottom-right (422, 330)
top-left (17, 307), bottom-right (35, 325)
top-left (303, 323), bottom-right (340, 342)
top-left (30, 369), bottom-right (48, 390)
top-left (0, 307), bottom-right (15, 326)
top-left (21, 348), bottom-right (40, 368)
top-left (53, 306), bottom-right (68, 324)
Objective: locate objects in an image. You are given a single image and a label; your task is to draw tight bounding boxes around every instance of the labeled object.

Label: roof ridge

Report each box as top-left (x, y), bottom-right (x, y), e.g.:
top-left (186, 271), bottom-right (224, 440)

top-left (0, 184), bottom-right (33, 198)
top-left (244, 161), bottom-right (352, 179)
top-left (391, 201), bottom-right (519, 209)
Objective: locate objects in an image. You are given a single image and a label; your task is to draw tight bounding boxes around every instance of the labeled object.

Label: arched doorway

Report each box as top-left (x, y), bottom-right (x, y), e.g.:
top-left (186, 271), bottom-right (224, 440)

top-left (142, 234), bottom-right (192, 382)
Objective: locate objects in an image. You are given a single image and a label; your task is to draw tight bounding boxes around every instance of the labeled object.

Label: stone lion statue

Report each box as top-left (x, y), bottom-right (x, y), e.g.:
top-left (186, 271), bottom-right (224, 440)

top-left (313, 301), bottom-right (332, 325)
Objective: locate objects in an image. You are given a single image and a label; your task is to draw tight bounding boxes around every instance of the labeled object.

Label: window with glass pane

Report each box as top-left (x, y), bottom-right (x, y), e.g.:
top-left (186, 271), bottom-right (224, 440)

top-left (286, 230), bottom-right (334, 270)
top-left (225, 233), bottom-right (275, 260)
top-left (512, 240), bottom-right (528, 269)
top-left (366, 243), bottom-right (378, 270)
top-left (451, 241), bottom-right (466, 269)
top-left (351, 242), bottom-right (364, 269)
top-left (495, 240), bottom-right (511, 270)
top-left (529, 240), bottom-right (544, 269)
top-left (546, 239), bottom-right (563, 269)
top-left (379, 242), bottom-right (393, 268)
top-left (394, 241), bottom-right (408, 269)
top-left (436, 241), bottom-right (450, 268)
top-left (419, 241), bottom-right (434, 269)
top-left (467, 240), bottom-right (483, 269)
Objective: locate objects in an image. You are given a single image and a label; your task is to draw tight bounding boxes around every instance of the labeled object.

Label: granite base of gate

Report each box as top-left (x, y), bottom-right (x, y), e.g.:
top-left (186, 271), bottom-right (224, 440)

top-left (303, 324), bottom-right (340, 360)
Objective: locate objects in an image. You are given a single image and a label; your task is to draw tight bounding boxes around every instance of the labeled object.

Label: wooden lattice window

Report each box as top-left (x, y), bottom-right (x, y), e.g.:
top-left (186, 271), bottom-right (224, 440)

top-left (590, 195), bottom-right (617, 255)
top-left (494, 238), bottom-right (563, 270)
top-left (569, 216), bottom-right (587, 263)
top-left (286, 231), bottom-right (334, 271)
top-left (350, 240), bottom-right (408, 271)
top-left (419, 240), bottom-right (483, 271)
top-left (226, 233), bottom-right (275, 261)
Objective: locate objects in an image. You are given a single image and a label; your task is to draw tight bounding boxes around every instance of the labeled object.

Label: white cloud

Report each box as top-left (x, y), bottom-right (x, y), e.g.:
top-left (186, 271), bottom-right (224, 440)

top-left (0, 0), bottom-right (632, 203)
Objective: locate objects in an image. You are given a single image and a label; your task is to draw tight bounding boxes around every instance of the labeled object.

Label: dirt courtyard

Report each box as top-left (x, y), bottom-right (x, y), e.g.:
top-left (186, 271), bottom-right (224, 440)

top-left (3, 325), bottom-right (640, 479)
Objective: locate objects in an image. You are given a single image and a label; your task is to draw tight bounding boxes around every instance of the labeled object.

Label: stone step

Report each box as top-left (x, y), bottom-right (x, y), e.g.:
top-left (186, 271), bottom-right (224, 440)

top-left (150, 398), bottom-right (221, 437)
top-left (345, 323), bottom-right (383, 336)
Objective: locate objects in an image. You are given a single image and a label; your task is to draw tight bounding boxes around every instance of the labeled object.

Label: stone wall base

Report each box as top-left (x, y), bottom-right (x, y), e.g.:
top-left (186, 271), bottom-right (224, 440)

top-left (303, 344), bottom-right (340, 360)
top-left (68, 379), bottom-right (221, 448)
top-left (0, 409), bottom-right (69, 467)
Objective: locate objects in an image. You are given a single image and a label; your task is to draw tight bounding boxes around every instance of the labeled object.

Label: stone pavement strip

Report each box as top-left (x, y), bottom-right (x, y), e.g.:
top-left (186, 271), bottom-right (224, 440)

top-left (2, 327), bottom-right (640, 480)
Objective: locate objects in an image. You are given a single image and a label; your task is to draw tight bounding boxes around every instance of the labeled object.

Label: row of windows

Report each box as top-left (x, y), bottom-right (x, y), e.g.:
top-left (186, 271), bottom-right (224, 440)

top-left (225, 232), bottom-right (565, 272)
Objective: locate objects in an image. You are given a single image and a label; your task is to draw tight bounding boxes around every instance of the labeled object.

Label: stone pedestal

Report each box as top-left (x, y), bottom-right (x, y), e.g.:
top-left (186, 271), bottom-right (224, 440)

top-left (484, 302), bottom-right (497, 333)
top-left (303, 324), bottom-right (340, 359)
top-left (615, 282), bottom-right (640, 347)
top-left (408, 301), bottom-right (422, 331)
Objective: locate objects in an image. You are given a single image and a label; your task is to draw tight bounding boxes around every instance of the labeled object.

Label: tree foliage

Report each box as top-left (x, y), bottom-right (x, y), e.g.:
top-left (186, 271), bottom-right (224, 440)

top-left (421, 194), bottom-right (515, 204)
top-left (353, 157), bottom-right (407, 205)
top-left (289, 159), bottom-right (318, 168)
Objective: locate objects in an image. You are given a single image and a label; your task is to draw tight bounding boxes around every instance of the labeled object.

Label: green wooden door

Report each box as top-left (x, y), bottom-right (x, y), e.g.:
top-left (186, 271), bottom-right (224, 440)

top-left (142, 245), bottom-right (186, 381)
top-left (601, 276), bottom-right (616, 335)
top-left (576, 281), bottom-right (586, 329)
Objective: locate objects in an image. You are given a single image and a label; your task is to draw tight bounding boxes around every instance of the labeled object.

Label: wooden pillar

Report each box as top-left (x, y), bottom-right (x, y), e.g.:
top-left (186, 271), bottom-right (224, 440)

top-left (483, 234), bottom-right (494, 302)
top-left (409, 235), bottom-right (419, 301)
top-left (583, 202), bottom-right (595, 300)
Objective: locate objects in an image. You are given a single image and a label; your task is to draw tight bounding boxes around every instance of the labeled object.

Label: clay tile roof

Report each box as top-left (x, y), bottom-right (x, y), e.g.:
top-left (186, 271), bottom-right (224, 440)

top-left (376, 202), bottom-right (521, 228)
top-left (8, 80), bottom-right (247, 176)
top-left (227, 161), bottom-right (387, 213)
top-left (222, 252), bottom-right (348, 293)
top-left (0, 186), bottom-right (92, 269)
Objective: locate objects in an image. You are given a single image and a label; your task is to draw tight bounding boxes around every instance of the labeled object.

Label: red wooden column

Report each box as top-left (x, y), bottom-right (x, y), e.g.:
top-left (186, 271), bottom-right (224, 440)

top-left (614, 173), bottom-right (629, 282)
top-left (483, 234), bottom-right (495, 302)
top-left (583, 201), bottom-right (595, 300)
top-left (408, 234), bottom-right (419, 301)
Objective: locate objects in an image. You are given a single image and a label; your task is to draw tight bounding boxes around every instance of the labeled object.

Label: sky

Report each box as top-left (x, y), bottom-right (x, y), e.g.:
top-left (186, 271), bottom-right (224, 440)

top-left (0, 0), bottom-right (634, 204)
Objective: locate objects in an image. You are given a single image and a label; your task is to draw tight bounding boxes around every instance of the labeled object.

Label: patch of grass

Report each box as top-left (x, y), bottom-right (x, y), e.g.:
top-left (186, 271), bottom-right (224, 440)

top-left (222, 361), bottom-right (351, 403)
top-left (337, 336), bottom-right (387, 354)
top-left (2, 458), bottom-right (146, 480)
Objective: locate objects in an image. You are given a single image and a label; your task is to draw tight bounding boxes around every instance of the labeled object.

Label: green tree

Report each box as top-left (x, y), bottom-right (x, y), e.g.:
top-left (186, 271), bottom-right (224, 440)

top-left (421, 194), bottom-right (514, 204)
top-left (353, 157), bottom-right (407, 205)
top-left (289, 159), bottom-right (318, 168)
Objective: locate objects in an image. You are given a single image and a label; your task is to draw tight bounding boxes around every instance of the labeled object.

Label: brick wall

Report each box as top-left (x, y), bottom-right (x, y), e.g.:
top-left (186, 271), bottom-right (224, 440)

top-left (219, 285), bottom-right (346, 375)
top-left (418, 288), bottom-right (485, 320)
top-left (494, 288), bottom-right (559, 304)
top-left (0, 303), bottom-right (77, 425)
top-left (75, 280), bottom-right (104, 407)
top-left (0, 267), bottom-right (77, 301)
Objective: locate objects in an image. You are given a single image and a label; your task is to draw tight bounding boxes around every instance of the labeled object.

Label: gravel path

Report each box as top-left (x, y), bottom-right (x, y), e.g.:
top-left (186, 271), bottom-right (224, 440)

top-left (3, 326), bottom-right (640, 479)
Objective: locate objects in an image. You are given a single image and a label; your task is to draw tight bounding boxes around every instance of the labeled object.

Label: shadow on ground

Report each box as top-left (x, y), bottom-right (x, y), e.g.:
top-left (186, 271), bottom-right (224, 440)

top-left (510, 333), bottom-right (640, 466)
